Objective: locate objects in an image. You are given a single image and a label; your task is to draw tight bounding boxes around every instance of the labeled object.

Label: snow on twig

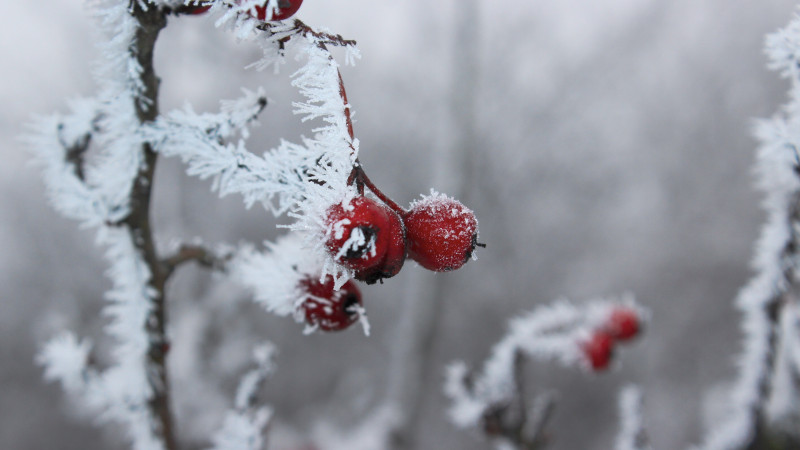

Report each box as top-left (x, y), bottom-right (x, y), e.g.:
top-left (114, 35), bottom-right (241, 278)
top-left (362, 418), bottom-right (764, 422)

top-left (30, 2), bottom-right (170, 448)
top-left (445, 296), bottom-right (645, 447)
top-left (616, 385), bottom-right (650, 450)
top-left (229, 233), bottom-right (323, 318)
top-left (145, 17), bottom-right (361, 285)
top-left (696, 13), bottom-right (800, 450)
top-left (210, 343), bottom-right (276, 450)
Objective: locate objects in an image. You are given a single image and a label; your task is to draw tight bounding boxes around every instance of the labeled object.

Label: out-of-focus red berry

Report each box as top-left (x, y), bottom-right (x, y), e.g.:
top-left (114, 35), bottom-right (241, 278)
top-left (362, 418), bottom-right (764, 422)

top-left (605, 307), bottom-right (640, 341)
top-left (581, 331), bottom-right (615, 371)
top-left (252, 0), bottom-right (304, 21)
top-left (302, 275), bottom-right (362, 332)
top-left (185, 1), bottom-right (212, 14)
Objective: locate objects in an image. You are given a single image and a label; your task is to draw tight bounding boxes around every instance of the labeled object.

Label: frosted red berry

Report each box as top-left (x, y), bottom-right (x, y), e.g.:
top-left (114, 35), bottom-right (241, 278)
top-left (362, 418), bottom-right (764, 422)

top-left (301, 276), bottom-right (362, 332)
top-left (325, 196), bottom-right (406, 284)
top-left (604, 307), bottom-right (640, 341)
top-left (184, 1), bottom-right (211, 14)
top-left (404, 193), bottom-right (479, 272)
top-left (251, 0), bottom-right (304, 21)
top-left (581, 331), bottom-right (614, 371)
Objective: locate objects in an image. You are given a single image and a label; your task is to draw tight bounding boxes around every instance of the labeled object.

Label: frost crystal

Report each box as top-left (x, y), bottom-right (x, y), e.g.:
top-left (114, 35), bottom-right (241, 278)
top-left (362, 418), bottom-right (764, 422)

top-left (444, 296), bottom-right (644, 429)
top-left (29, 1), bottom-right (167, 447)
top-left (210, 343), bottom-right (276, 450)
top-left (231, 233), bottom-right (324, 318)
top-left (697, 12), bottom-right (800, 450)
top-left (145, 18), bottom-right (362, 282)
top-left (31, 1), bottom-right (368, 447)
top-left (615, 386), bottom-right (650, 450)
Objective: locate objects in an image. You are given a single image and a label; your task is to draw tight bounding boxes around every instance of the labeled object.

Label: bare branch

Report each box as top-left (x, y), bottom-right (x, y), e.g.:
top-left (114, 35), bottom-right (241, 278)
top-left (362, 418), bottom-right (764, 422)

top-left (57, 123), bottom-right (91, 181)
top-left (258, 18), bottom-right (357, 48)
top-left (615, 386), bottom-right (650, 450)
top-left (163, 244), bottom-right (231, 276)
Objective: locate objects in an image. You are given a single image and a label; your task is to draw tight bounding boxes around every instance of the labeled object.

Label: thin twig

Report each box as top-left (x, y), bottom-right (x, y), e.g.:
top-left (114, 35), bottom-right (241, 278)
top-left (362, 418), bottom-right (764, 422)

top-left (57, 123), bottom-right (91, 181)
top-left (127, 4), bottom-right (176, 449)
top-left (258, 18), bottom-right (357, 48)
top-left (163, 244), bottom-right (231, 276)
top-left (479, 353), bottom-right (555, 449)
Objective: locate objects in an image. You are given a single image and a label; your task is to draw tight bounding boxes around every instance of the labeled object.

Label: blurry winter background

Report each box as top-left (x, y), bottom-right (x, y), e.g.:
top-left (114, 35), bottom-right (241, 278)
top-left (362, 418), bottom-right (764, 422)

top-left (2, 0), bottom-right (798, 448)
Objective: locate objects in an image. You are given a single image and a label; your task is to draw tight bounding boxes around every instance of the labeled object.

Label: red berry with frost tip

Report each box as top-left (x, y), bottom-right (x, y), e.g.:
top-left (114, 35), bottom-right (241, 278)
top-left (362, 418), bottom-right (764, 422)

top-left (251, 0), bottom-right (304, 21)
top-left (178, 1), bottom-right (211, 14)
top-left (604, 307), bottom-right (641, 341)
top-left (302, 276), bottom-right (362, 332)
top-left (325, 196), bottom-right (406, 284)
top-left (187, 2), bottom-right (212, 14)
top-left (404, 192), bottom-right (480, 272)
top-left (580, 331), bottom-right (614, 371)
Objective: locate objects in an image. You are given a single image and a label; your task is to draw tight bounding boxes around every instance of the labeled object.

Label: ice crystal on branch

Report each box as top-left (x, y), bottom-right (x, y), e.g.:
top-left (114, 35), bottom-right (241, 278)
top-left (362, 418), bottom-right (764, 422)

top-left (231, 233), bottom-right (323, 317)
top-left (615, 386), bottom-right (650, 450)
top-left (444, 296), bottom-right (645, 445)
top-left (696, 11), bottom-right (800, 449)
top-left (210, 343), bottom-right (276, 450)
top-left (38, 333), bottom-right (94, 396)
top-left (145, 14), bottom-right (362, 283)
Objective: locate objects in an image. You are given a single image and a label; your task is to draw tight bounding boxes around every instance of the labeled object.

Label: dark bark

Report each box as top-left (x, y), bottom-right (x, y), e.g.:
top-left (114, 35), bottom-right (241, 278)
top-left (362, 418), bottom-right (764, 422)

top-left (127, 3), bottom-right (175, 449)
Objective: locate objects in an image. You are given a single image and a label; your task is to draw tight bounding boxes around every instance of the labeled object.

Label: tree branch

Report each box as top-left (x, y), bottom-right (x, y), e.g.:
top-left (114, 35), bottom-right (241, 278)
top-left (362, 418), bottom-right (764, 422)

top-left (163, 244), bottom-right (231, 276)
top-left (127, 3), bottom-right (175, 449)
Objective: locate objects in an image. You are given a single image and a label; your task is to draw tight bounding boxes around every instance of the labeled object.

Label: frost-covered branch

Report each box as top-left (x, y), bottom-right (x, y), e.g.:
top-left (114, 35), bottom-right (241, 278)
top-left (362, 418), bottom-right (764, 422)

top-left (228, 233), bottom-right (370, 335)
top-left (145, 16), bottom-right (364, 286)
top-left (444, 296), bottom-right (645, 449)
top-left (615, 386), bottom-right (650, 450)
top-left (210, 343), bottom-right (276, 450)
top-left (31, 2), bottom-right (178, 448)
top-left (696, 13), bottom-right (800, 450)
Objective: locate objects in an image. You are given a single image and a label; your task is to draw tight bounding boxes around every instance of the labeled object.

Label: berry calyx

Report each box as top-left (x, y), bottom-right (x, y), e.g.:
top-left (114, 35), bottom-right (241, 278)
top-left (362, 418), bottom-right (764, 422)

top-left (404, 192), bottom-right (480, 272)
top-left (324, 196), bottom-right (406, 284)
top-left (250, 0), bottom-right (304, 21)
top-left (604, 307), bottom-right (641, 341)
top-left (580, 331), bottom-right (614, 371)
top-left (301, 276), bottom-right (362, 332)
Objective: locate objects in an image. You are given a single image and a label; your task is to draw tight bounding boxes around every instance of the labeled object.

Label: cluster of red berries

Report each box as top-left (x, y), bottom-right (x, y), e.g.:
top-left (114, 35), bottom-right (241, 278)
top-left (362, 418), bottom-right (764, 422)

top-left (580, 307), bottom-right (642, 371)
top-left (325, 192), bottom-right (480, 284)
top-left (184, 0), bottom-right (304, 21)
top-left (297, 191), bottom-right (480, 332)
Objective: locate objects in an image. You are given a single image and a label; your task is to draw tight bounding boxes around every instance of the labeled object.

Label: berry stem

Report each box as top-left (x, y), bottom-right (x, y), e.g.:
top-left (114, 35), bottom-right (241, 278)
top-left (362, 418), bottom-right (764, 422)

top-left (337, 69), bottom-right (354, 142)
top-left (351, 164), bottom-right (408, 217)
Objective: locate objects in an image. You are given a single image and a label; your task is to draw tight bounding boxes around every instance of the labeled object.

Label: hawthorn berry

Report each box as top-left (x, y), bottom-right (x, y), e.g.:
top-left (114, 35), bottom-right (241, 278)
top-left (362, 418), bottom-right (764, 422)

top-left (580, 331), bottom-right (614, 371)
top-left (248, 0), bottom-right (304, 21)
top-left (325, 196), bottom-right (406, 284)
top-left (301, 275), bottom-right (362, 332)
top-left (604, 307), bottom-right (640, 341)
top-left (404, 192), bottom-right (479, 272)
top-left (185, 2), bottom-right (212, 14)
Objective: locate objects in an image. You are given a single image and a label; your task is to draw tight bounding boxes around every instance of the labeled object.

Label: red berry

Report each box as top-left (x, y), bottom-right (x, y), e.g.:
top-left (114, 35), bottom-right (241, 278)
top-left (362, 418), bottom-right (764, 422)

top-left (404, 193), bottom-right (479, 272)
top-left (302, 276), bottom-right (362, 332)
top-left (185, 1), bottom-right (211, 14)
top-left (325, 196), bottom-right (406, 284)
top-left (604, 308), bottom-right (640, 341)
top-left (580, 331), bottom-right (614, 371)
top-left (251, 0), bottom-right (304, 21)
